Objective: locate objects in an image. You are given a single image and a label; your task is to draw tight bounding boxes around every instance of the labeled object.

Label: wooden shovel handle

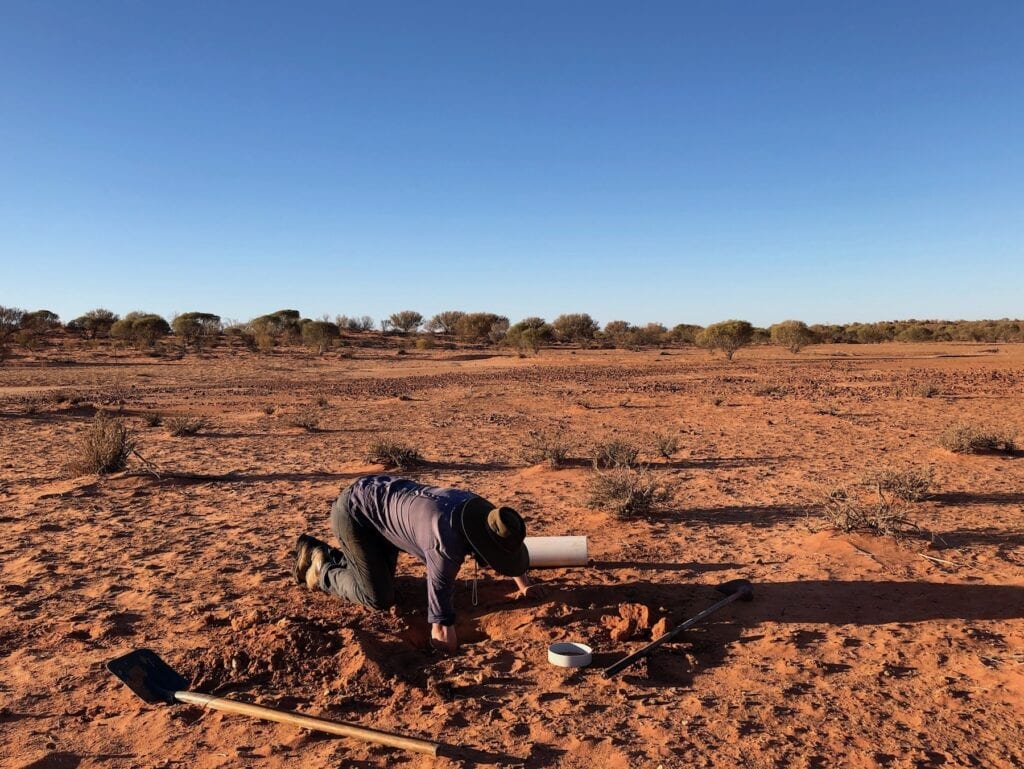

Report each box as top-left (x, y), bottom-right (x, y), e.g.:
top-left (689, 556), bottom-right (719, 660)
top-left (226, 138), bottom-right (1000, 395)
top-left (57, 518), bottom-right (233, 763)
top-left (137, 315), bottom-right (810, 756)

top-left (175, 690), bottom-right (439, 756)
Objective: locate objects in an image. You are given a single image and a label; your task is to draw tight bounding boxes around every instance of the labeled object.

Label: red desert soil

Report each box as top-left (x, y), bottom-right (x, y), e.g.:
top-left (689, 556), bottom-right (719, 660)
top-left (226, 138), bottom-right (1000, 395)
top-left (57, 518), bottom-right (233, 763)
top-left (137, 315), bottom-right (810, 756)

top-left (1, 342), bottom-right (1022, 768)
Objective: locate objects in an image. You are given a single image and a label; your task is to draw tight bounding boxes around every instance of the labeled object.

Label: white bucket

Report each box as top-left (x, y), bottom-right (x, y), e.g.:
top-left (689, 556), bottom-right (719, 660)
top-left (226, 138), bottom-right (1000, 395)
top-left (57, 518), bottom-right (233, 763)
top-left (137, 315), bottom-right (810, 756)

top-left (524, 536), bottom-right (588, 568)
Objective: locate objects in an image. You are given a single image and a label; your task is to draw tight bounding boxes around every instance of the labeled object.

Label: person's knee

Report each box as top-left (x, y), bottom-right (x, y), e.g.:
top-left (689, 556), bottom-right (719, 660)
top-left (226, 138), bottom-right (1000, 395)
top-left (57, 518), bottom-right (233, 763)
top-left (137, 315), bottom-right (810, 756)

top-left (361, 586), bottom-right (395, 611)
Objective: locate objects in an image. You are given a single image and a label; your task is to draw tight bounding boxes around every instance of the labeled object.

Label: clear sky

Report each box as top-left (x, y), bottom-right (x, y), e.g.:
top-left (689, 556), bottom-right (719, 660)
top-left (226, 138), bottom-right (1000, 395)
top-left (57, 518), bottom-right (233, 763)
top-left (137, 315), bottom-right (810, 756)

top-left (1, 1), bottom-right (1021, 328)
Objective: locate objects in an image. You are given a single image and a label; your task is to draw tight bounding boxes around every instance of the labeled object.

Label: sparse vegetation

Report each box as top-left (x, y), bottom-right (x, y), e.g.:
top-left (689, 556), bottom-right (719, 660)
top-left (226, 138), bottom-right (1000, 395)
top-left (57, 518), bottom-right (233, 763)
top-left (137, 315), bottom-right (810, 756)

top-left (165, 415), bottom-right (209, 437)
top-left (0, 306), bottom-right (26, 362)
top-left (301, 320), bottom-right (340, 355)
top-left (366, 438), bottom-right (423, 469)
top-left (67, 413), bottom-right (135, 475)
top-left (285, 408), bottom-right (321, 431)
top-left (939, 423), bottom-right (1016, 454)
top-left (521, 429), bottom-right (572, 468)
top-left (585, 467), bottom-right (671, 519)
top-left (142, 412), bottom-right (162, 427)
top-left (652, 432), bottom-right (680, 459)
top-left (820, 485), bottom-right (920, 539)
top-left (863, 466), bottom-right (933, 502)
top-left (592, 439), bottom-right (640, 469)
top-left (111, 312), bottom-right (171, 350)
top-left (913, 382), bottom-right (940, 398)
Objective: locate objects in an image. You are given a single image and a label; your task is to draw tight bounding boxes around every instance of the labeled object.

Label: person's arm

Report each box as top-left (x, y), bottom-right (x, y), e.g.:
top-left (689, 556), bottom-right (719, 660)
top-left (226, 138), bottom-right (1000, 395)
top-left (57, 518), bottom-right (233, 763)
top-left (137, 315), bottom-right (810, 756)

top-left (513, 573), bottom-right (546, 598)
top-left (425, 551), bottom-right (460, 652)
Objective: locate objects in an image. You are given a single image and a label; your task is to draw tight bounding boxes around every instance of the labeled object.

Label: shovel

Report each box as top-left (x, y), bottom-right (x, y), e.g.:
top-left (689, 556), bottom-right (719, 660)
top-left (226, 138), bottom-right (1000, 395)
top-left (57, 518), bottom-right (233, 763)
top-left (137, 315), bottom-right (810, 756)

top-left (106, 648), bottom-right (440, 756)
top-left (602, 578), bottom-right (754, 678)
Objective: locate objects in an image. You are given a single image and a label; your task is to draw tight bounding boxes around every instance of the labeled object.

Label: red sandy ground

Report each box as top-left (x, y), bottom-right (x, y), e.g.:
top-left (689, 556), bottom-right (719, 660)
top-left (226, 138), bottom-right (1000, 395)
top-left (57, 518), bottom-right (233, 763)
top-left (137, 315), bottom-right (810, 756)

top-left (1, 342), bottom-right (1022, 769)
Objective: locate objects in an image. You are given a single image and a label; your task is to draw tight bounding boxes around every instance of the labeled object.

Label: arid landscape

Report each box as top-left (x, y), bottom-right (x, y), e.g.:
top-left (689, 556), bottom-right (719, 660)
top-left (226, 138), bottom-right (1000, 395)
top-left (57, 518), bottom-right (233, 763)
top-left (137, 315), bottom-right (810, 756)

top-left (1, 340), bottom-right (1022, 768)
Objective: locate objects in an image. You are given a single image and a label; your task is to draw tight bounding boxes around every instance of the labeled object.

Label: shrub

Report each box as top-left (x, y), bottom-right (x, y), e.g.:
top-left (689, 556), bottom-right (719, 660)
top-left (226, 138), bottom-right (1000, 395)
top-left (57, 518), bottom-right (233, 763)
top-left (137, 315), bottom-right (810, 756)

top-left (172, 312), bottom-right (222, 352)
top-left (67, 413), bottom-right (135, 475)
top-left (262, 404), bottom-right (276, 415)
top-left (143, 412), bottom-right (162, 427)
top-left (862, 466), bottom-right (933, 503)
top-left (552, 313), bottom-right (599, 344)
top-left (592, 440), bottom-right (640, 469)
top-left (68, 308), bottom-right (118, 339)
top-left (819, 486), bottom-right (919, 539)
top-left (939, 423), bottom-right (1016, 454)
top-left (652, 432), bottom-right (680, 459)
top-left (286, 408), bottom-right (320, 431)
top-left (0, 306), bottom-right (26, 362)
top-left (521, 429), bottom-right (572, 468)
top-left (913, 382), bottom-right (940, 398)
top-left (111, 312), bottom-right (171, 349)
top-left (300, 320), bottom-right (340, 355)
top-left (585, 467), bottom-right (671, 519)
top-left (455, 313), bottom-right (510, 344)
top-left (769, 320), bottom-right (815, 353)
top-left (668, 323), bottom-right (703, 345)
top-left (505, 317), bottom-right (554, 353)
top-left (367, 438), bottom-right (423, 469)
top-left (415, 336), bottom-right (435, 350)
top-left (388, 310), bottom-right (424, 333)
top-left (697, 320), bottom-right (754, 360)
top-left (250, 310), bottom-right (301, 346)
top-left (165, 415), bottom-right (208, 437)
top-left (425, 311), bottom-right (466, 335)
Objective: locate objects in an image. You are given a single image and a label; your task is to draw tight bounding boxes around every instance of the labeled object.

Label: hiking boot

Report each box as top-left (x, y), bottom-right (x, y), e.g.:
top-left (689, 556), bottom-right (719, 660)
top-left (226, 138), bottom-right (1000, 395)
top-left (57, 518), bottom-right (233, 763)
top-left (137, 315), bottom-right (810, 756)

top-left (293, 533), bottom-right (328, 584)
top-left (305, 546), bottom-right (329, 590)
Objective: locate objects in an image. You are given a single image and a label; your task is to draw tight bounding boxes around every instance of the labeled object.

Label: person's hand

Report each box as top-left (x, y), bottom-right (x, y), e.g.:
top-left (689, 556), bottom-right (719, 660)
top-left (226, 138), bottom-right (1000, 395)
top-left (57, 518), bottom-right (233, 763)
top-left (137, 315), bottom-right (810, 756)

top-left (430, 623), bottom-right (457, 653)
top-left (518, 582), bottom-right (548, 600)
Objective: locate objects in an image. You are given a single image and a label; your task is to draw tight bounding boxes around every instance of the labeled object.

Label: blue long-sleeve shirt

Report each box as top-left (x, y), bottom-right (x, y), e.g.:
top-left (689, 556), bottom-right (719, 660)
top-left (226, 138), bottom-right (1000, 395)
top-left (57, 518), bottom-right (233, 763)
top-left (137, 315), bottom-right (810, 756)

top-left (346, 475), bottom-right (479, 625)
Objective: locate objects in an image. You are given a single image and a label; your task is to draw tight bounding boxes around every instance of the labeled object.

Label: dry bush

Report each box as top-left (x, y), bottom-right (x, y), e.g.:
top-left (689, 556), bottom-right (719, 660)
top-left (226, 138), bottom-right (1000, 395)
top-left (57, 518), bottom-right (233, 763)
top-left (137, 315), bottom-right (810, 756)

top-left (863, 466), bottom-right (933, 502)
top-left (820, 486), bottom-right (919, 539)
top-left (142, 412), bottom-right (162, 427)
top-left (521, 429), bottom-right (572, 468)
top-left (652, 432), bottom-right (680, 459)
top-left (913, 382), bottom-right (940, 398)
top-left (939, 423), bottom-right (1016, 454)
top-left (165, 415), bottom-right (208, 437)
top-left (285, 408), bottom-right (320, 431)
top-left (367, 438), bottom-right (423, 470)
top-left (592, 439), bottom-right (640, 469)
top-left (262, 404), bottom-right (276, 415)
top-left (315, 396), bottom-right (330, 408)
top-left (585, 467), bottom-right (671, 519)
top-left (754, 383), bottom-right (789, 397)
top-left (67, 413), bottom-right (135, 475)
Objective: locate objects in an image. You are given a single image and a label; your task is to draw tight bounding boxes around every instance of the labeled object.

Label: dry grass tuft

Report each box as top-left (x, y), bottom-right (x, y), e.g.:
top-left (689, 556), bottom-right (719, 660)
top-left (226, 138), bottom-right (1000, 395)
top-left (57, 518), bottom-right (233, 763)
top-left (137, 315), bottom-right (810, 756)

top-left (142, 412), bottom-right (162, 428)
top-left (863, 466), bottom-right (933, 502)
top-left (939, 423), bottom-right (1016, 454)
top-left (521, 429), bottom-right (572, 468)
top-left (592, 439), bottom-right (640, 469)
top-left (67, 413), bottom-right (135, 475)
top-left (652, 431), bottom-right (680, 459)
top-left (820, 486), bottom-right (920, 539)
top-left (165, 415), bottom-right (208, 437)
top-left (367, 438), bottom-right (423, 470)
top-left (913, 382), bottom-right (940, 398)
top-left (285, 408), bottom-right (320, 431)
top-left (585, 467), bottom-right (671, 519)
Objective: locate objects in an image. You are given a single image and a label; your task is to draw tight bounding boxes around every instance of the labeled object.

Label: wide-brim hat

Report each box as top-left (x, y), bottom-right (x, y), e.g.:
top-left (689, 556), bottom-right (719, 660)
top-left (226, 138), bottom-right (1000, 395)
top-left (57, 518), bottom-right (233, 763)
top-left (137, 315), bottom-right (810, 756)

top-left (459, 497), bottom-right (529, 577)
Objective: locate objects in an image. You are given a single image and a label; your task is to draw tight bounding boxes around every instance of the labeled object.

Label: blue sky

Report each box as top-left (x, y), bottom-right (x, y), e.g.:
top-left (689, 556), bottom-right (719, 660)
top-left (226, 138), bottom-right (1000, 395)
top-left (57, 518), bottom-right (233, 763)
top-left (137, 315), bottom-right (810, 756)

top-left (1, 2), bottom-right (1021, 327)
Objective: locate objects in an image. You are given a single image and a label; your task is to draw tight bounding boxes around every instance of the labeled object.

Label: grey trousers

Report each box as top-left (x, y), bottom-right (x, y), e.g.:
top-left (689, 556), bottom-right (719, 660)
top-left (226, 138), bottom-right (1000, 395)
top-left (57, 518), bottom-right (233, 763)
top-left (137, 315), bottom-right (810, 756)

top-left (320, 487), bottom-right (399, 611)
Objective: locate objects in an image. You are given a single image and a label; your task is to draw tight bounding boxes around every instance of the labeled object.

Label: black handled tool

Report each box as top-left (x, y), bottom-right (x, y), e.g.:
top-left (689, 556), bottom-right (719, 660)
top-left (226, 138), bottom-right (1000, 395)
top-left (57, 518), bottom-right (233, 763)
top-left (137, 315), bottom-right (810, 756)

top-left (602, 578), bottom-right (754, 678)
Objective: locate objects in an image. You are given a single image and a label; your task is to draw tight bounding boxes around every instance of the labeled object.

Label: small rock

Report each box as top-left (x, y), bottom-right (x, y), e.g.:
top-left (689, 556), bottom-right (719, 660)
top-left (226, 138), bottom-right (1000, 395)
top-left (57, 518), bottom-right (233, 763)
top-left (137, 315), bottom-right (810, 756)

top-left (610, 618), bottom-right (637, 643)
top-left (650, 617), bottom-right (671, 638)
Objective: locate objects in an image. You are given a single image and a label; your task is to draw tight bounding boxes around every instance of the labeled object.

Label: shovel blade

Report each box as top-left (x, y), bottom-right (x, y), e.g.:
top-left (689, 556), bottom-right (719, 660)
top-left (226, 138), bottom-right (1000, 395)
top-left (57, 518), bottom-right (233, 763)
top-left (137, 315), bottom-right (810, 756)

top-left (716, 578), bottom-right (754, 601)
top-left (107, 648), bottom-right (188, 704)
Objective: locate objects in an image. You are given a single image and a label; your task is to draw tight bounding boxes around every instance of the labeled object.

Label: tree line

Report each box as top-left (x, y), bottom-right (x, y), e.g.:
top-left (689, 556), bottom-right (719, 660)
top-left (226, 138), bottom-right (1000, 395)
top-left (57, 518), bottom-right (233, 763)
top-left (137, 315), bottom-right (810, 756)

top-left (0, 305), bottom-right (1021, 361)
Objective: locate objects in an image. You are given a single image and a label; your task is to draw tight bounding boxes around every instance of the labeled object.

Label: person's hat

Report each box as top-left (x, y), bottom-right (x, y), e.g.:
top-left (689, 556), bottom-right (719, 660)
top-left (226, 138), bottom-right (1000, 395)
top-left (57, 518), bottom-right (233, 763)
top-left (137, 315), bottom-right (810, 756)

top-left (459, 498), bottom-right (529, 577)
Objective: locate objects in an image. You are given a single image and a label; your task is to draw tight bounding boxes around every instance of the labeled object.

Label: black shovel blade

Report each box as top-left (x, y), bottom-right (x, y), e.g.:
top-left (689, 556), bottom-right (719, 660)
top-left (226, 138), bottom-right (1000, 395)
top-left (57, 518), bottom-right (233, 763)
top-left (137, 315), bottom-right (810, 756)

top-left (716, 578), bottom-right (754, 601)
top-left (107, 648), bottom-right (188, 705)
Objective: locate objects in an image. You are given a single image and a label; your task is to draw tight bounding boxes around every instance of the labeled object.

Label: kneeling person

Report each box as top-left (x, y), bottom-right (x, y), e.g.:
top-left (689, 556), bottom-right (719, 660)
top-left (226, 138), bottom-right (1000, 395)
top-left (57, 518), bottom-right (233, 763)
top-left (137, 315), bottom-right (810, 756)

top-left (293, 475), bottom-right (536, 652)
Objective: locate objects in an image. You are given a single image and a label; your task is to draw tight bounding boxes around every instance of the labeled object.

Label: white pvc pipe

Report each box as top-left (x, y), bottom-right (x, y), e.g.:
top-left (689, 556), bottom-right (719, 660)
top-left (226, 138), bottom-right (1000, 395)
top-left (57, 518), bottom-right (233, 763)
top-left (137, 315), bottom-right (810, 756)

top-left (524, 536), bottom-right (588, 568)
